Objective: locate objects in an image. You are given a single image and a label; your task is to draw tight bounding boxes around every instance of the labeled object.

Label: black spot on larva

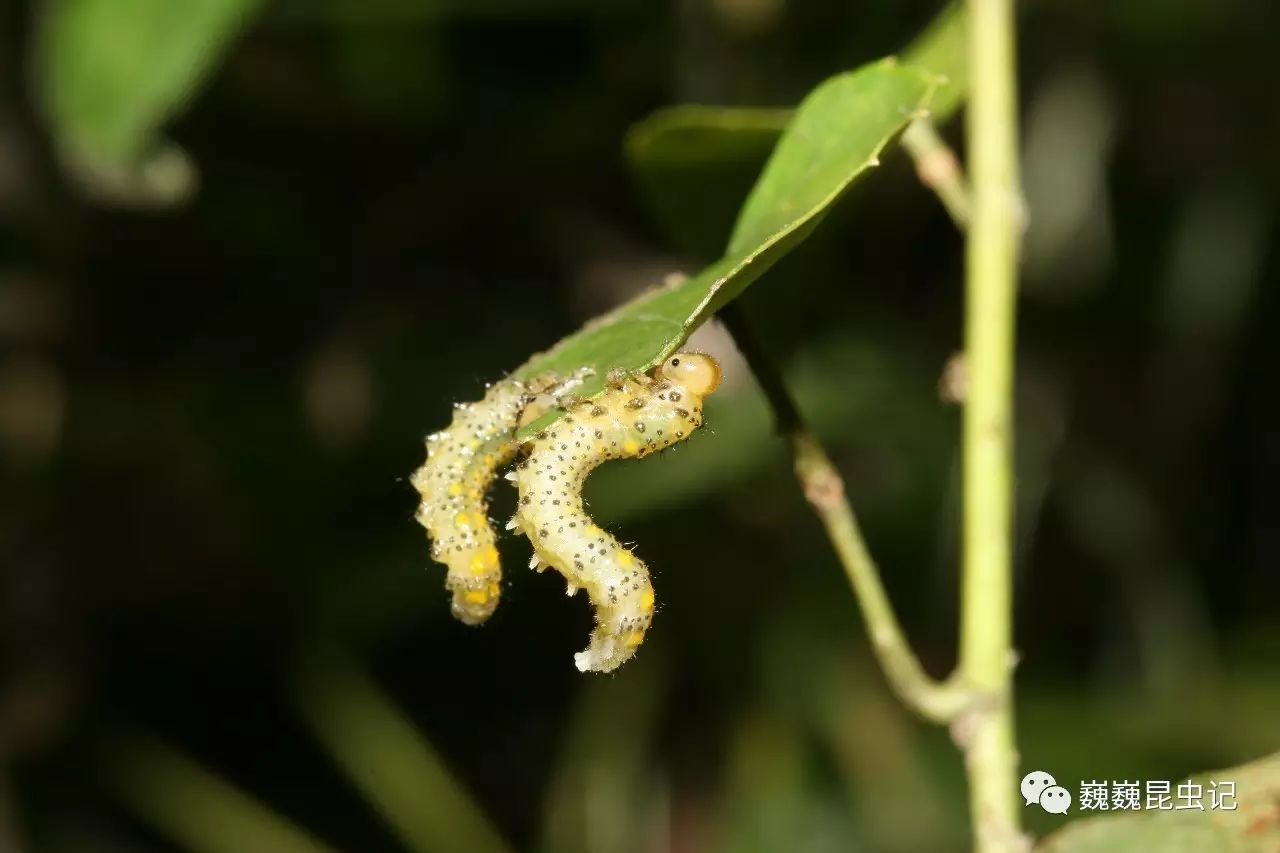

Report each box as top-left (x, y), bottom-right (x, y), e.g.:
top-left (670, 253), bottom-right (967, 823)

top-left (626, 397), bottom-right (645, 410)
top-left (537, 431), bottom-right (547, 440)
top-left (590, 406), bottom-right (606, 417)
top-left (675, 407), bottom-right (690, 418)
top-left (594, 430), bottom-right (603, 439)
top-left (635, 422), bottom-right (646, 433)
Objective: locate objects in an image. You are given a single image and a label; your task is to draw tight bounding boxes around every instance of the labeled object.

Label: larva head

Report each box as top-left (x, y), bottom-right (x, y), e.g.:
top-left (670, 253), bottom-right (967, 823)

top-left (656, 353), bottom-right (721, 398)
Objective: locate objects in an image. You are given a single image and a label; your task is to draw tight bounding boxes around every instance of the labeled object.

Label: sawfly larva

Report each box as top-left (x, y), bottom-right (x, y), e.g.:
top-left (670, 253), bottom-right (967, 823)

top-left (508, 353), bottom-right (721, 673)
top-left (411, 370), bottom-right (589, 624)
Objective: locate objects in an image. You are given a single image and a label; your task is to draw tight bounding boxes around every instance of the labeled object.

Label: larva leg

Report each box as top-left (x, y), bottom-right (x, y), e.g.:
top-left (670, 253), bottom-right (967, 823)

top-left (411, 380), bottom-right (528, 624)
top-left (511, 353), bottom-right (721, 673)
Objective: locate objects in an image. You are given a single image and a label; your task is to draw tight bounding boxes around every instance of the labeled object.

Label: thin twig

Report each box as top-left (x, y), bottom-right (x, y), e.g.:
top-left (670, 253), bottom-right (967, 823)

top-left (902, 118), bottom-right (971, 229)
top-left (960, 0), bottom-right (1023, 846)
top-left (722, 306), bottom-right (970, 724)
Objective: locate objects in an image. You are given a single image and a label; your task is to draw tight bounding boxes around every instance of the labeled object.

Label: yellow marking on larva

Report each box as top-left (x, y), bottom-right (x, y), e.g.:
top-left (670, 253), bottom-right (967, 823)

top-left (455, 511), bottom-right (473, 527)
top-left (469, 546), bottom-right (499, 575)
top-left (447, 483), bottom-right (463, 497)
top-left (511, 352), bottom-right (721, 674)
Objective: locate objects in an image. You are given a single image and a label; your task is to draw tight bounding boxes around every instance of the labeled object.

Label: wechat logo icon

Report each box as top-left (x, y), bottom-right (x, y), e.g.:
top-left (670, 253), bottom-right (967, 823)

top-left (1022, 770), bottom-right (1071, 814)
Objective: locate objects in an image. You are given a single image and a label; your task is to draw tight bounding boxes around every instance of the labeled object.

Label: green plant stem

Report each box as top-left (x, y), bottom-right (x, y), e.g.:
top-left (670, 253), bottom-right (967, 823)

top-left (902, 118), bottom-right (971, 228)
top-left (722, 307), bottom-right (970, 724)
top-left (960, 0), bottom-right (1022, 847)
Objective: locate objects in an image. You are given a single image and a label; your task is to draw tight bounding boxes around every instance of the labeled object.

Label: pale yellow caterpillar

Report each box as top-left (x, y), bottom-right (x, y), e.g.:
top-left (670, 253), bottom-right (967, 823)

top-left (508, 353), bottom-right (721, 673)
top-left (411, 371), bottom-right (588, 624)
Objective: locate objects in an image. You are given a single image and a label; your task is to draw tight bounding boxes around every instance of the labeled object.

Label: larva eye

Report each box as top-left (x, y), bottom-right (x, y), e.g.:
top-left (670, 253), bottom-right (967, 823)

top-left (657, 353), bottom-right (721, 397)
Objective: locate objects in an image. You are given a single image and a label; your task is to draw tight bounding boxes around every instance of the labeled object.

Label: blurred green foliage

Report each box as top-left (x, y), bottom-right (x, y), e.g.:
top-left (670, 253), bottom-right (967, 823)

top-left (36, 0), bottom-right (263, 204)
top-left (3, 0), bottom-right (1279, 851)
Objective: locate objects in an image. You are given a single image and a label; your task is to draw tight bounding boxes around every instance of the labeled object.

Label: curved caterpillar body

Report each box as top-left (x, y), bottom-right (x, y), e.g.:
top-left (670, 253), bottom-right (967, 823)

top-left (411, 379), bottom-right (527, 624)
top-left (509, 353), bottom-right (721, 673)
top-left (411, 370), bottom-right (589, 624)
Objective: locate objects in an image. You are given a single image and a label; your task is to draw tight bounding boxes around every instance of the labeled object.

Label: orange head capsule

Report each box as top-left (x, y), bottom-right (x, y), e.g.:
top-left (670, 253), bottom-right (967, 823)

top-left (655, 353), bottom-right (721, 397)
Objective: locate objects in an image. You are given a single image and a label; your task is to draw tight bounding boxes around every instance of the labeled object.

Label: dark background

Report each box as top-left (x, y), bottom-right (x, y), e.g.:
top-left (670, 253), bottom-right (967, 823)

top-left (1, 0), bottom-right (1277, 850)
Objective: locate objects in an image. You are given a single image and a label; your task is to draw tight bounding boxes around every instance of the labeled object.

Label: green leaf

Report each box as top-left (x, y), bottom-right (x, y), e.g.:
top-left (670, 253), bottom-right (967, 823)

top-left (1037, 751), bottom-right (1280, 852)
top-left (626, 106), bottom-right (792, 258)
top-left (623, 3), bottom-right (967, 256)
top-left (36, 0), bottom-right (263, 205)
top-left (901, 2), bottom-right (968, 121)
top-left (514, 58), bottom-right (938, 437)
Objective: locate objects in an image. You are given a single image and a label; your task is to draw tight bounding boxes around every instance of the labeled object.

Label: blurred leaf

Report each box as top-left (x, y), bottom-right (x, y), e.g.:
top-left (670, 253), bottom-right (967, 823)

top-left (515, 58), bottom-right (937, 436)
top-left (539, 656), bottom-right (667, 853)
top-left (290, 645), bottom-right (513, 853)
top-left (1038, 751), bottom-right (1280, 852)
top-left (718, 713), bottom-right (847, 853)
top-left (36, 0), bottom-right (263, 205)
top-left (623, 3), bottom-right (967, 256)
top-left (626, 107), bottom-right (791, 259)
top-left (99, 731), bottom-right (338, 853)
